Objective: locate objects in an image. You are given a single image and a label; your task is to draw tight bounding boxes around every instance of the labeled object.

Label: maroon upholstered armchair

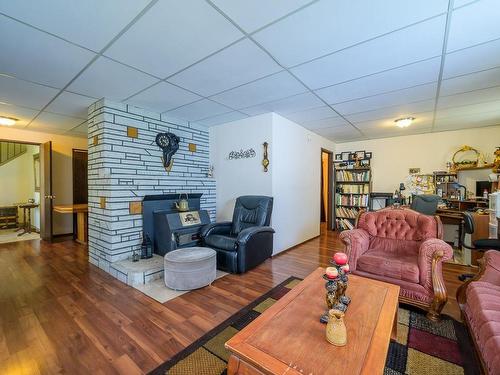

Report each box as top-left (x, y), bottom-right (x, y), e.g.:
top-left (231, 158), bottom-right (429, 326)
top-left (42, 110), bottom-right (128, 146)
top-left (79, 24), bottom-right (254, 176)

top-left (339, 208), bottom-right (453, 321)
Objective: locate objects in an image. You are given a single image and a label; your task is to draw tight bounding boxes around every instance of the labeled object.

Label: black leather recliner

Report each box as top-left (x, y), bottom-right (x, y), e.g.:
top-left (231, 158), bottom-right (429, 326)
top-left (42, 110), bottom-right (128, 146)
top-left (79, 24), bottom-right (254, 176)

top-left (200, 196), bottom-right (274, 274)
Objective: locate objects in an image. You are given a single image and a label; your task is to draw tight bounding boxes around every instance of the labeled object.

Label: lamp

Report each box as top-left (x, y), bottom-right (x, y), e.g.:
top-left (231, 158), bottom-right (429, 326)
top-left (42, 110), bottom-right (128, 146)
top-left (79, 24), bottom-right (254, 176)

top-left (394, 117), bottom-right (415, 128)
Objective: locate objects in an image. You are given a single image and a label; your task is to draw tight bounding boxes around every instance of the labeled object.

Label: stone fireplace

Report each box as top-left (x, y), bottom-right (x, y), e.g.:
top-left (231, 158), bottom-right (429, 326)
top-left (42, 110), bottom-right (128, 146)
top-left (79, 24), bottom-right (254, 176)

top-left (87, 99), bottom-right (216, 279)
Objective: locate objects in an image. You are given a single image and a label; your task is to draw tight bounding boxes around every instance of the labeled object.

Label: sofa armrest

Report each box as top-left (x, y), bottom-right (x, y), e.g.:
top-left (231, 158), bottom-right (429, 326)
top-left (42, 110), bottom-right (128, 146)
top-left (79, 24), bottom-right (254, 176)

top-left (418, 238), bottom-right (453, 291)
top-left (235, 226), bottom-right (275, 273)
top-left (200, 222), bottom-right (232, 238)
top-left (483, 250), bottom-right (500, 272)
top-left (339, 229), bottom-right (370, 271)
top-left (236, 226), bottom-right (275, 245)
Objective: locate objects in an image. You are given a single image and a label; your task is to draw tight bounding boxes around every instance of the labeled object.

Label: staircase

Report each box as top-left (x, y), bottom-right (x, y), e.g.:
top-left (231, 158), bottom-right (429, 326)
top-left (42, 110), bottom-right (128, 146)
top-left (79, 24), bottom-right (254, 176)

top-left (0, 142), bottom-right (27, 166)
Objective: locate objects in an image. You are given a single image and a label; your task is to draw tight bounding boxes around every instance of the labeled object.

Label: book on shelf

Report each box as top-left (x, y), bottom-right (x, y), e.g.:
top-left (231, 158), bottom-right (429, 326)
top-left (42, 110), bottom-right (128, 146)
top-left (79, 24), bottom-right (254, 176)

top-left (335, 194), bottom-right (369, 207)
top-left (335, 206), bottom-right (360, 219)
top-left (335, 169), bottom-right (370, 182)
top-left (335, 218), bottom-right (355, 231)
top-left (337, 184), bottom-right (370, 194)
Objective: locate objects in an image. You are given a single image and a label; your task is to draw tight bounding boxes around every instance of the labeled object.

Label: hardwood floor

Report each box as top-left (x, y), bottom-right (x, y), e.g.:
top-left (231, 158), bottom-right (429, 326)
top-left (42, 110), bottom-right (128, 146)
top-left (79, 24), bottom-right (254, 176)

top-left (0, 227), bottom-right (474, 374)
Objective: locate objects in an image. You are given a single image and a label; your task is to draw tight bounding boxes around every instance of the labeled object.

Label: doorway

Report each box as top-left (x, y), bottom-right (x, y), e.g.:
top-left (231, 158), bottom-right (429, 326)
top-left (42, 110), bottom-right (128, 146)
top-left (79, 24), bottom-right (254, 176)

top-left (321, 149), bottom-right (333, 230)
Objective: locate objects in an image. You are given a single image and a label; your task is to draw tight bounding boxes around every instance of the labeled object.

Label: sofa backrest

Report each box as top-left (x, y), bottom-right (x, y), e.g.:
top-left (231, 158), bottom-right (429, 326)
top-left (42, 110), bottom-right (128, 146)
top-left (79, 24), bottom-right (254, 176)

top-left (357, 208), bottom-right (441, 242)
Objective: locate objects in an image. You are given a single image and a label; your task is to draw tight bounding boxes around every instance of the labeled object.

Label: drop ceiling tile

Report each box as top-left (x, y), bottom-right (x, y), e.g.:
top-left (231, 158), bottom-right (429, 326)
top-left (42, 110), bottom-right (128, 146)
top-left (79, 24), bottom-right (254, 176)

top-left (453, 0), bottom-right (477, 8)
top-left (447, 0), bottom-right (500, 52)
top-left (196, 111), bottom-right (248, 127)
top-left (362, 125), bottom-right (434, 139)
top-left (253, 0), bottom-right (448, 67)
top-left (438, 85), bottom-right (500, 109)
top-left (0, 15), bottom-right (96, 88)
top-left (435, 100), bottom-right (500, 119)
top-left (105, 0), bottom-right (243, 78)
top-left (301, 116), bottom-right (350, 130)
top-left (0, 103), bottom-right (38, 128)
top-left (164, 99), bottom-right (231, 122)
top-left (312, 126), bottom-right (363, 142)
top-left (356, 112), bottom-right (434, 131)
top-left (67, 57), bottom-right (159, 101)
top-left (443, 39), bottom-right (500, 79)
top-left (282, 105), bottom-right (337, 123)
top-left (28, 112), bottom-right (85, 133)
top-left (434, 110), bottom-right (500, 130)
top-left (68, 121), bottom-right (88, 137)
top-left (211, 0), bottom-right (313, 33)
top-left (0, 0), bottom-right (149, 51)
top-left (333, 83), bottom-right (438, 115)
top-left (316, 58), bottom-right (441, 104)
top-left (168, 39), bottom-right (282, 97)
top-left (45, 91), bottom-right (97, 119)
top-left (440, 67), bottom-right (500, 96)
top-left (291, 16), bottom-right (445, 89)
top-left (0, 75), bottom-right (58, 109)
top-left (241, 92), bottom-right (324, 116)
top-left (126, 82), bottom-right (201, 113)
top-left (210, 71), bottom-right (306, 109)
top-left (345, 100), bottom-right (435, 123)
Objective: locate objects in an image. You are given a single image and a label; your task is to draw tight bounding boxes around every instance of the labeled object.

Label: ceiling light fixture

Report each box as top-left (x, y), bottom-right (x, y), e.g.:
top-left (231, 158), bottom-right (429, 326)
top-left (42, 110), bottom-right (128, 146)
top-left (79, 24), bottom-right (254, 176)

top-left (394, 117), bottom-right (415, 128)
top-left (0, 116), bottom-right (18, 126)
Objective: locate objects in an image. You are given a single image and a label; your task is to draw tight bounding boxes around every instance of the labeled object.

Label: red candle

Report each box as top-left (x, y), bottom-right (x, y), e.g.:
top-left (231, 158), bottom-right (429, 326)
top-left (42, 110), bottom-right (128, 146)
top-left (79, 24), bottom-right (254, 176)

top-left (333, 252), bottom-right (348, 265)
top-left (341, 264), bottom-right (350, 273)
top-left (325, 267), bottom-right (338, 279)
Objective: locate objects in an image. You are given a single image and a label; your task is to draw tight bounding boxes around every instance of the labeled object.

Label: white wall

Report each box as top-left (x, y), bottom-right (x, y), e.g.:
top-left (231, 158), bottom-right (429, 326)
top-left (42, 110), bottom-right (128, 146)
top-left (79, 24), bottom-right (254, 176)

top-left (336, 125), bottom-right (500, 194)
top-left (0, 127), bottom-right (87, 234)
top-left (0, 144), bottom-right (39, 228)
top-left (271, 113), bottom-right (335, 253)
top-left (210, 113), bottom-right (273, 220)
top-left (210, 112), bottom-right (335, 255)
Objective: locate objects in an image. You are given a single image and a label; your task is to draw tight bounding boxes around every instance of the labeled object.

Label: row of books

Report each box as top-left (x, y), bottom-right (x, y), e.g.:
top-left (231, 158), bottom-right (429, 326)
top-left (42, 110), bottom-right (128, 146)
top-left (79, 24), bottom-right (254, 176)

top-left (336, 218), bottom-right (354, 231)
top-left (335, 194), bottom-right (369, 207)
top-left (335, 206), bottom-right (360, 219)
top-left (335, 170), bottom-right (370, 182)
top-left (337, 184), bottom-right (370, 194)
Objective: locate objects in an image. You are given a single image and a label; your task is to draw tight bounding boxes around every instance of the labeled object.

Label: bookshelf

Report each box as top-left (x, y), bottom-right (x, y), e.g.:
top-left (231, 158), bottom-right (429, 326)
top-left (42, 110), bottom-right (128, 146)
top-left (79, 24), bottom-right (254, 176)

top-left (334, 167), bottom-right (372, 231)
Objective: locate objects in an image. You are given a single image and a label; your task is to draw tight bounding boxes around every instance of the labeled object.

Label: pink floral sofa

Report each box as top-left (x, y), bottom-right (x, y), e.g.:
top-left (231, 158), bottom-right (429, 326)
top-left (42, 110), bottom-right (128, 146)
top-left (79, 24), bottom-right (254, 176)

top-left (339, 207), bottom-right (453, 321)
top-left (458, 251), bottom-right (500, 374)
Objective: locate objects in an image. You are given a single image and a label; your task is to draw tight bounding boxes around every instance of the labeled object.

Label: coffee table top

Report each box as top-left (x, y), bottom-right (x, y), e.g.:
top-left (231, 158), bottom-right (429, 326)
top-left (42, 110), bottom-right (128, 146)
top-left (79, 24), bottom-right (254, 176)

top-left (226, 267), bottom-right (399, 375)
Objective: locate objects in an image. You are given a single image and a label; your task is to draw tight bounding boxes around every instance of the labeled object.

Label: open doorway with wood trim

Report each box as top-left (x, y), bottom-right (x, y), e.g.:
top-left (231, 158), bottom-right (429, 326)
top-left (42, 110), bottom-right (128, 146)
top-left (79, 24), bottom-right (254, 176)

top-left (0, 140), bottom-right (51, 243)
top-left (321, 149), bottom-right (334, 230)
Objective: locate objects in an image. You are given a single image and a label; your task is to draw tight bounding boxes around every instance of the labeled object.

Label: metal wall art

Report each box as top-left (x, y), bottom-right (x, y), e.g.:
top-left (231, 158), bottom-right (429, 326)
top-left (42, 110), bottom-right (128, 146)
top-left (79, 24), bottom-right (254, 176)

top-left (228, 148), bottom-right (256, 159)
top-left (156, 132), bottom-right (180, 169)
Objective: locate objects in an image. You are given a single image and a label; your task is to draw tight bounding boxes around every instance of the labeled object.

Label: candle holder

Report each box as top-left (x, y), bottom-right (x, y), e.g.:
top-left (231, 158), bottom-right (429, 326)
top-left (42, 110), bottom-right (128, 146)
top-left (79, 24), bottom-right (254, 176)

top-left (320, 260), bottom-right (351, 324)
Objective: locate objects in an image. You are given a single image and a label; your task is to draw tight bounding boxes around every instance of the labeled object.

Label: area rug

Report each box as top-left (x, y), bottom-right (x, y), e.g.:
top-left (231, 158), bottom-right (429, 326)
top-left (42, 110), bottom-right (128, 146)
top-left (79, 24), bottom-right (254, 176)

top-left (135, 270), bottom-right (228, 304)
top-left (0, 229), bottom-right (40, 243)
top-left (149, 277), bottom-right (479, 375)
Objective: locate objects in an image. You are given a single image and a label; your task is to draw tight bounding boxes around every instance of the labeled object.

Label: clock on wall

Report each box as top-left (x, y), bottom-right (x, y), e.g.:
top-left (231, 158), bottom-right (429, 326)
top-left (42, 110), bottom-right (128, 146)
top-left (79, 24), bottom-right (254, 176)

top-left (155, 132), bottom-right (180, 169)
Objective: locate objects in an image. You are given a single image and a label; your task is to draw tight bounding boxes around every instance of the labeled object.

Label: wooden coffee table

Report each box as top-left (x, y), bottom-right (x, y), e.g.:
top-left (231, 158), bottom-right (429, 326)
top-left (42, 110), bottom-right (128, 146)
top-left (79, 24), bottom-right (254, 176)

top-left (226, 267), bottom-right (399, 375)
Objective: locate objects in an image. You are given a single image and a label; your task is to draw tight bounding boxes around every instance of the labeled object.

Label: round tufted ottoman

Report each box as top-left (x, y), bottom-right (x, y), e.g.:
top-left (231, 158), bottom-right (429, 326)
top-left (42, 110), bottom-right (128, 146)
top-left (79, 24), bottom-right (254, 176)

top-left (164, 247), bottom-right (216, 290)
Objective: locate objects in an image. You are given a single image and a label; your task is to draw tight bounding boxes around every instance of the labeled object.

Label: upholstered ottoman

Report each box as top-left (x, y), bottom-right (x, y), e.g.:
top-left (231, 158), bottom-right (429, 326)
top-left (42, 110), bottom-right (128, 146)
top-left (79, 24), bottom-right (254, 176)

top-left (164, 247), bottom-right (216, 290)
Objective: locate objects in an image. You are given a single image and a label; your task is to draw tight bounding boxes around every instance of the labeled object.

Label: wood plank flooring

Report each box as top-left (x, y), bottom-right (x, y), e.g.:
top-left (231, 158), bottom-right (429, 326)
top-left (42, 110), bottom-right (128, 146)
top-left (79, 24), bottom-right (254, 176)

top-left (0, 227), bottom-right (474, 374)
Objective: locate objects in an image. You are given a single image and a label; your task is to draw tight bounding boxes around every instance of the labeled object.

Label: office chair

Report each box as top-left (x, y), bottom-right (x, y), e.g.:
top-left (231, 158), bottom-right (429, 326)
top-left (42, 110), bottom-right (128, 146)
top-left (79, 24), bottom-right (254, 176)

top-left (410, 194), bottom-right (440, 215)
top-left (458, 211), bottom-right (500, 281)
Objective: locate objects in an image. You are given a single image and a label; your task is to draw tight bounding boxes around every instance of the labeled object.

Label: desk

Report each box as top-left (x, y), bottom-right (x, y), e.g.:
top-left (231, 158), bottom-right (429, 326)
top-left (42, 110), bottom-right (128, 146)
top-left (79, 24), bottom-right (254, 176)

top-left (53, 204), bottom-right (88, 244)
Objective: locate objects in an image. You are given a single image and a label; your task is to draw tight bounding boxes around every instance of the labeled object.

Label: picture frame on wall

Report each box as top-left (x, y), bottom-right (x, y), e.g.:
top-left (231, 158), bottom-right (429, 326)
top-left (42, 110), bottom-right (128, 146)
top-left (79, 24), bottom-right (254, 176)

top-left (361, 159), bottom-right (370, 166)
top-left (33, 154), bottom-right (40, 192)
top-left (341, 152), bottom-right (350, 161)
top-left (355, 150), bottom-right (365, 159)
top-left (335, 153), bottom-right (342, 161)
top-left (365, 152), bottom-right (372, 159)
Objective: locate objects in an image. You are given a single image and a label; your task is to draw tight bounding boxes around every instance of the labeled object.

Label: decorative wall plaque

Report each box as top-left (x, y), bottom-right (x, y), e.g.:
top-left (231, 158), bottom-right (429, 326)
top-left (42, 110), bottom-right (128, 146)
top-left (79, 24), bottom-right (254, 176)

top-left (262, 142), bottom-right (269, 172)
top-left (228, 148), bottom-right (256, 159)
top-left (127, 126), bottom-right (138, 138)
top-left (156, 132), bottom-right (180, 169)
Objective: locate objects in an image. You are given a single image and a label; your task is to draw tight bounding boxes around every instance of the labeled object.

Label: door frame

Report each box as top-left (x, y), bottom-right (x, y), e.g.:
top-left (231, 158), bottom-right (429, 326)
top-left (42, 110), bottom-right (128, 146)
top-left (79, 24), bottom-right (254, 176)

top-left (0, 138), bottom-right (52, 240)
top-left (321, 148), bottom-right (334, 230)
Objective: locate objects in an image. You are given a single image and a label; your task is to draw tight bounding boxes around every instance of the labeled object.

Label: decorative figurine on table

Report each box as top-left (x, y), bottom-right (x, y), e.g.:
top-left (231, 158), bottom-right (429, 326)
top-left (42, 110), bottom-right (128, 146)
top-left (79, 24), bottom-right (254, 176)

top-left (321, 252), bottom-right (351, 324)
top-left (326, 309), bottom-right (347, 346)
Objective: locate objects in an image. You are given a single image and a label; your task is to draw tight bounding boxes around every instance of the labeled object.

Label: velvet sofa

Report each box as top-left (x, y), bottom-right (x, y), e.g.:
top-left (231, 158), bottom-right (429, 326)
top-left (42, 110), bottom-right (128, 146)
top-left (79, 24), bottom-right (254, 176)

top-left (457, 250), bottom-right (500, 374)
top-left (339, 207), bottom-right (453, 321)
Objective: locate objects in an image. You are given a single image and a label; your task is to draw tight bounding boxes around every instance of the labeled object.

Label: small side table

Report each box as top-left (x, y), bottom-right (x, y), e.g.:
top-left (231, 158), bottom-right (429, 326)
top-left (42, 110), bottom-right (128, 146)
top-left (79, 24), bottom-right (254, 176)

top-left (53, 204), bottom-right (88, 244)
top-left (17, 203), bottom-right (39, 236)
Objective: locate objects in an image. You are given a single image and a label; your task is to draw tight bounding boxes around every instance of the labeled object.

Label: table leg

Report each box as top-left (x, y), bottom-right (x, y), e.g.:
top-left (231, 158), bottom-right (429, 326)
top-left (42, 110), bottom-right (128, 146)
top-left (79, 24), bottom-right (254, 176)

top-left (391, 307), bottom-right (398, 341)
top-left (27, 208), bottom-right (32, 234)
top-left (17, 208), bottom-right (27, 236)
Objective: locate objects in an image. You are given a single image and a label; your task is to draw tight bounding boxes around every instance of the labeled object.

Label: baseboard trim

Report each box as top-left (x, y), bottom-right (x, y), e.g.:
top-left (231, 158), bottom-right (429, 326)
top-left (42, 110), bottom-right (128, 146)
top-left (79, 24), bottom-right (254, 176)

top-left (271, 234), bottom-right (321, 258)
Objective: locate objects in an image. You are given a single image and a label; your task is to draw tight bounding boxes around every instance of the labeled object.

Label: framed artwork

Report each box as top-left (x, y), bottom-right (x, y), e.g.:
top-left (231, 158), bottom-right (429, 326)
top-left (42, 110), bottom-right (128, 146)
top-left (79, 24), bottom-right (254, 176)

top-left (33, 154), bottom-right (40, 192)
top-left (179, 211), bottom-right (201, 226)
top-left (365, 152), bottom-right (372, 159)
top-left (335, 153), bottom-right (342, 161)
top-left (341, 152), bottom-right (350, 161)
top-left (355, 150), bottom-right (365, 159)
top-left (361, 159), bottom-right (370, 166)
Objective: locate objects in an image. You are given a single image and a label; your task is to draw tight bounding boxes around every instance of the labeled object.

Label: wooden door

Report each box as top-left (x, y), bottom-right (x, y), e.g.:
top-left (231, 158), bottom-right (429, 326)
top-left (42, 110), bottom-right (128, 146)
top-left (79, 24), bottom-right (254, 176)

top-left (40, 141), bottom-right (53, 241)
